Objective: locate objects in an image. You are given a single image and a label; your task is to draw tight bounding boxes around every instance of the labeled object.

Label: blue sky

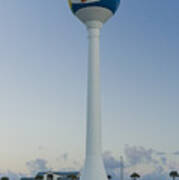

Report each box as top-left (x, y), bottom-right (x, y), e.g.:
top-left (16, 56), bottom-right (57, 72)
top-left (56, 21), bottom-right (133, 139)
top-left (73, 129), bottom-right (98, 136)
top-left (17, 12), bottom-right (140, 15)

top-left (0, 0), bottom-right (178, 179)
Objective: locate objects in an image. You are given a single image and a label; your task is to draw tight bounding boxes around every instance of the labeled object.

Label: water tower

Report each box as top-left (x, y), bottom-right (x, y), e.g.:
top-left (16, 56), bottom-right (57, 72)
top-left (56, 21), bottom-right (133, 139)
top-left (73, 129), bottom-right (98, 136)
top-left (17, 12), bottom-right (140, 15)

top-left (68, 1), bottom-right (120, 180)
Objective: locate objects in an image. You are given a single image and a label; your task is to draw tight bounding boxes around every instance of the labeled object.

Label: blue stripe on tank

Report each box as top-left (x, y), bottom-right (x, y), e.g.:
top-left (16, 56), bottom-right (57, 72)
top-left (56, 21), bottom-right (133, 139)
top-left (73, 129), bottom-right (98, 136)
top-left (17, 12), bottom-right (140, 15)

top-left (71, 0), bottom-right (120, 14)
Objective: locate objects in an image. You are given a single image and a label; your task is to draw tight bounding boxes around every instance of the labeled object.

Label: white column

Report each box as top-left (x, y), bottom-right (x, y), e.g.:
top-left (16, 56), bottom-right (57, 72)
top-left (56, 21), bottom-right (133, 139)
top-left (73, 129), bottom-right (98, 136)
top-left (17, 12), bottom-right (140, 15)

top-left (80, 21), bottom-right (108, 180)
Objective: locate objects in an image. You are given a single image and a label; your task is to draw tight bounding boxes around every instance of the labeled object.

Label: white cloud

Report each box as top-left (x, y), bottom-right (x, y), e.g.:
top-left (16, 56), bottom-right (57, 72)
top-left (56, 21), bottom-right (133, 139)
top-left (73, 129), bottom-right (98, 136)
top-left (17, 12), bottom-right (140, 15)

top-left (173, 151), bottom-right (179, 156)
top-left (26, 158), bottom-right (51, 176)
top-left (61, 153), bottom-right (69, 162)
top-left (103, 151), bottom-right (121, 180)
top-left (124, 145), bottom-right (155, 166)
top-left (3, 146), bottom-right (179, 180)
top-left (0, 170), bottom-right (26, 180)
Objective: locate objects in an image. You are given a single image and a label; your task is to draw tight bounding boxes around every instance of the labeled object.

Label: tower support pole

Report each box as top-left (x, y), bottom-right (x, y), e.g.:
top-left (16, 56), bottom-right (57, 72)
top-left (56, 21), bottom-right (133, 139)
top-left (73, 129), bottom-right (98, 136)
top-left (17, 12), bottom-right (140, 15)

top-left (80, 20), bottom-right (108, 180)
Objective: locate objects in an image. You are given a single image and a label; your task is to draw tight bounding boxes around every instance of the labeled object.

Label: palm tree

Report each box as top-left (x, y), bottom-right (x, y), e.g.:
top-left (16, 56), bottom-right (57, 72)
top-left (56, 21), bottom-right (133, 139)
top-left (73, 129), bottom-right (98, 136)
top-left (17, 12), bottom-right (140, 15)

top-left (169, 171), bottom-right (179, 180)
top-left (107, 175), bottom-right (112, 180)
top-left (1, 177), bottom-right (9, 180)
top-left (67, 174), bottom-right (78, 180)
top-left (130, 172), bottom-right (140, 180)
top-left (35, 175), bottom-right (44, 180)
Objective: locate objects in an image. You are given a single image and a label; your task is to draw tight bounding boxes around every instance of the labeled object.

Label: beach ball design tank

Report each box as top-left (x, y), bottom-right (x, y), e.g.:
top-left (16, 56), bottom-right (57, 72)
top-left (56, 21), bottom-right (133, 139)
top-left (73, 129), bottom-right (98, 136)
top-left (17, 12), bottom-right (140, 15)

top-left (69, 0), bottom-right (120, 15)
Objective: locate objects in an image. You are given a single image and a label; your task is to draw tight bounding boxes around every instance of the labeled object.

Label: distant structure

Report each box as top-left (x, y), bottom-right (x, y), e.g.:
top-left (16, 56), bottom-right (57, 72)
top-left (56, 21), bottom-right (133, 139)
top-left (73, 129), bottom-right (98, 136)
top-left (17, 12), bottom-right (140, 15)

top-left (21, 178), bottom-right (34, 180)
top-left (120, 156), bottom-right (124, 180)
top-left (68, 1), bottom-right (120, 180)
top-left (21, 171), bottom-right (80, 180)
top-left (36, 171), bottom-right (79, 180)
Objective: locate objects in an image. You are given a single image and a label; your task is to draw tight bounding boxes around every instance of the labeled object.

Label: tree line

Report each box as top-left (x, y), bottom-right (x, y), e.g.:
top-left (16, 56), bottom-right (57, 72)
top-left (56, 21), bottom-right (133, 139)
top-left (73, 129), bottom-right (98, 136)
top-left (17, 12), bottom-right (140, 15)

top-left (129, 171), bottom-right (179, 180)
top-left (1, 170), bottom-right (179, 180)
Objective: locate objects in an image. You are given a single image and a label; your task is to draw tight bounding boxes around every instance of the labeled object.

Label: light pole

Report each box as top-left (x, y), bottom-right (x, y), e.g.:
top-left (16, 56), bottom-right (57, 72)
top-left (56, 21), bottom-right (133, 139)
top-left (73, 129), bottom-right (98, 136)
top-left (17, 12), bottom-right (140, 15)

top-left (68, 1), bottom-right (120, 180)
top-left (120, 156), bottom-right (124, 180)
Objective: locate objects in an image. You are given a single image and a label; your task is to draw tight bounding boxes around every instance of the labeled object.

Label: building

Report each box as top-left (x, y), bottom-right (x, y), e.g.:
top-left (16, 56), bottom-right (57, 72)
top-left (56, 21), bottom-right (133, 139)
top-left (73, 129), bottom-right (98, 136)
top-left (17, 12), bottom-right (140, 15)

top-left (21, 171), bottom-right (80, 180)
top-left (21, 178), bottom-right (35, 180)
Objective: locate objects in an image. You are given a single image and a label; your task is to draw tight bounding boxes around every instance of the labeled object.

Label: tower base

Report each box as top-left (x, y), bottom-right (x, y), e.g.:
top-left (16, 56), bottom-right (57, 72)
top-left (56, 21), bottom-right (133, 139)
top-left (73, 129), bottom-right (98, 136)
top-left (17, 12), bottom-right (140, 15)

top-left (80, 156), bottom-right (108, 180)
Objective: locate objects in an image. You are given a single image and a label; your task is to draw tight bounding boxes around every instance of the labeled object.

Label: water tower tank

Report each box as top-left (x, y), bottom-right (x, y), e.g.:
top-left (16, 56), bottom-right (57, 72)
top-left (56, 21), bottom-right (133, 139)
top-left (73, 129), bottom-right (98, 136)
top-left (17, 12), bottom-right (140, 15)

top-left (69, 0), bottom-right (120, 24)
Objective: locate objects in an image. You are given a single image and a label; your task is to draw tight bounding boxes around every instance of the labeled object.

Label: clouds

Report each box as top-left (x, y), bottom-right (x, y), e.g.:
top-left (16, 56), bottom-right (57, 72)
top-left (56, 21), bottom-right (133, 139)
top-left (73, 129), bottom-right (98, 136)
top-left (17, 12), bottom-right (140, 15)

top-left (103, 152), bottom-right (121, 180)
top-left (56, 153), bottom-right (69, 163)
top-left (160, 157), bottom-right (167, 165)
top-left (0, 170), bottom-right (26, 180)
top-left (26, 158), bottom-right (50, 176)
top-left (2, 146), bottom-right (179, 180)
top-left (0, 158), bottom-right (51, 179)
top-left (155, 151), bottom-right (167, 156)
top-left (167, 161), bottom-right (179, 170)
top-left (142, 171), bottom-right (168, 180)
top-left (103, 152), bottom-right (128, 180)
top-left (173, 151), bottom-right (179, 156)
top-left (103, 149), bottom-right (165, 180)
top-left (103, 145), bottom-right (179, 180)
top-left (124, 145), bottom-right (155, 166)
top-left (23, 147), bottom-right (179, 180)
top-left (60, 153), bottom-right (69, 162)
top-left (103, 152), bottom-right (121, 170)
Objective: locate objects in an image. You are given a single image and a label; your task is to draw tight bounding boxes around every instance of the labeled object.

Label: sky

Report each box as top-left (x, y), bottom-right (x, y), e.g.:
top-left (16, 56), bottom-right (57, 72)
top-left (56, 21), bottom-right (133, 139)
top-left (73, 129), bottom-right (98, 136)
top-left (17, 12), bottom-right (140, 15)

top-left (0, 0), bottom-right (179, 179)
